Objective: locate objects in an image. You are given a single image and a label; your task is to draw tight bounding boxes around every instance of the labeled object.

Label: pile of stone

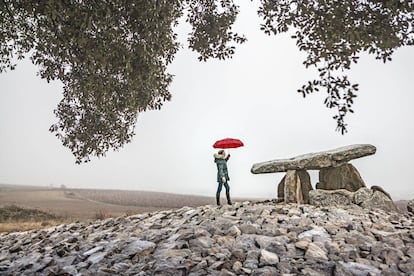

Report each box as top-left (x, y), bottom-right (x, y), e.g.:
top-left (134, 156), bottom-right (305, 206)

top-left (1, 200), bottom-right (413, 275)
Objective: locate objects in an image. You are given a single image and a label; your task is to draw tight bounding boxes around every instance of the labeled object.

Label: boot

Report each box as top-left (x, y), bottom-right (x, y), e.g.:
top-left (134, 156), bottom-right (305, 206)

top-left (226, 191), bottom-right (232, 205)
top-left (216, 192), bottom-right (221, 206)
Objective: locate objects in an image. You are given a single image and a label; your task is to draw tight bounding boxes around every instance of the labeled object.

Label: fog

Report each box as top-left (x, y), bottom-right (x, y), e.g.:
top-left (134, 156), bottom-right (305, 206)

top-left (1, 2), bottom-right (413, 200)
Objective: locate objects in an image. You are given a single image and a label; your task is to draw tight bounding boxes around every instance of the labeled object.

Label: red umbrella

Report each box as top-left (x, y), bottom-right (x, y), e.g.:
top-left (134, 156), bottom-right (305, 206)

top-left (213, 138), bottom-right (244, 149)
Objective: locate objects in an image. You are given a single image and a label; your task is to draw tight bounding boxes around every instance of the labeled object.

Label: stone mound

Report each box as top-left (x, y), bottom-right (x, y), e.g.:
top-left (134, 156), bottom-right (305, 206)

top-left (0, 201), bottom-right (413, 275)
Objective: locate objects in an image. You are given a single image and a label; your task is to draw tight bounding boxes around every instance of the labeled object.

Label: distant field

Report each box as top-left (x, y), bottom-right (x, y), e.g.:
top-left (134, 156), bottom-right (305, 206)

top-left (0, 184), bottom-right (216, 220)
top-left (71, 188), bottom-right (215, 208)
top-left (0, 184), bottom-right (223, 232)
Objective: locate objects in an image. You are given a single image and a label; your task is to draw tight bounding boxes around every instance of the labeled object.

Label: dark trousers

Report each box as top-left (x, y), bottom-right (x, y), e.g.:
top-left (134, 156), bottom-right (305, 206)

top-left (217, 182), bottom-right (230, 194)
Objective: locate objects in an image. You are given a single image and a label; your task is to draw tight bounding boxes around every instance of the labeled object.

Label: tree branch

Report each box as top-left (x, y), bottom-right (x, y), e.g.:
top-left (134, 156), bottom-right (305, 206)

top-left (1, 0), bottom-right (15, 22)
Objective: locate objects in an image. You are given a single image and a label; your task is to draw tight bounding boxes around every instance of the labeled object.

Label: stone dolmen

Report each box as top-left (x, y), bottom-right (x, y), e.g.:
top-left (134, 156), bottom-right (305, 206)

top-left (251, 144), bottom-right (399, 213)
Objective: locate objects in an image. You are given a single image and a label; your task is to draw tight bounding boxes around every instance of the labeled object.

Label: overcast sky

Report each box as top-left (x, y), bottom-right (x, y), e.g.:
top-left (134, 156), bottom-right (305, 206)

top-left (1, 2), bottom-right (413, 200)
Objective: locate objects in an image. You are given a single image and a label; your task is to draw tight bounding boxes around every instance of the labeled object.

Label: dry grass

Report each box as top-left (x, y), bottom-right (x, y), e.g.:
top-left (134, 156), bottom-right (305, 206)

top-left (0, 220), bottom-right (68, 233)
top-left (0, 205), bottom-right (72, 233)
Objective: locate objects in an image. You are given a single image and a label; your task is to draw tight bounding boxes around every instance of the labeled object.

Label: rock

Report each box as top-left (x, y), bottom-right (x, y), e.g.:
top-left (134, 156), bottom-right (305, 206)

top-left (277, 175), bottom-right (286, 202)
top-left (317, 163), bottom-right (366, 192)
top-left (227, 225), bottom-right (241, 237)
top-left (304, 243), bottom-right (328, 260)
top-left (231, 248), bottom-right (246, 261)
top-left (360, 191), bottom-right (399, 213)
top-left (239, 223), bottom-right (257, 234)
top-left (244, 250), bottom-right (260, 269)
top-left (252, 266), bottom-right (278, 275)
top-left (398, 260), bottom-right (414, 273)
top-left (309, 189), bottom-right (354, 206)
top-left (220, 268), bottom-right (236, 276)
top-left (370, 185), bottom-right (392, 200)
top-left (309, 188), bottom-right (398, 212)
top-left (298, 227), bottom-right (330, 243)
top-left (301, 267), bottom-right (325, 276)
top-left (353, 187), bottom-right (373, 205)
top-left (189, 236), bottom-right (214, 248)
top-left (278, 170), bottom-right (313, 203)
top-left (297, 170), bottom-right (313, 204)
top-left (55, 255), bottom-right (76, 268)
top-left (123, 239), bottom-right (156, 257)
top-left (112, 262), bottom-right (131, 272)
top-left (284, 170), bottom-right (302, 204)
top-left (232, 261), bottom-right (243, 273)
top-left (88, 252), bottom-right (107, 264)
top-left (62, 265), bottom-right (78, 275)
top-left (259, 249), bottom-right (279, 265)
top-left (83, 245), bottom-right (104, 256)
top-left (255, 236), bottom-right (288, 255)
top-left (334, 261), bottom-right (381, 275)
top-left (8, 245), bottom-right (21, 253)
top-left (295, 240), bottom-right (310, 250)
top-left (251, 144), bottom-right (376, 173)
top-left (233, 235), bottom-right (257, 252)
top-left (407, 199), bottom-right (414, 214)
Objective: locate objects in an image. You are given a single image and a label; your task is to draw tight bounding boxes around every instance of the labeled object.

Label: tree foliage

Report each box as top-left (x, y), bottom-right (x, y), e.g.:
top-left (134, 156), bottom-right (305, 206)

top-left (0, 0), bottom-right (244, 163)
top-left (1, 0), bottom-right (413, 162)
top-left (258, 0), bottom-right (414, 133)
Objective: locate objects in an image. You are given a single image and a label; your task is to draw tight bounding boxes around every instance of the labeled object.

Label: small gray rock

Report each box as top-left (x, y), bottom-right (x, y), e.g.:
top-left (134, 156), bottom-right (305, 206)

top-left (259, 249), bottom-right (279, 265)
top-left (334, 261), bottom-right (381, 276)
top-left (123, 239), bottom-right (156, 257)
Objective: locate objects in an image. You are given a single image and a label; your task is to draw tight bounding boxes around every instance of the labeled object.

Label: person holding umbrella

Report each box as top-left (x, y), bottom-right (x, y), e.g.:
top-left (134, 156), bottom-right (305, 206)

top-left (214, 149), bottom-right (232, 206)
top-left (212, 138), bottom-right (244, 206)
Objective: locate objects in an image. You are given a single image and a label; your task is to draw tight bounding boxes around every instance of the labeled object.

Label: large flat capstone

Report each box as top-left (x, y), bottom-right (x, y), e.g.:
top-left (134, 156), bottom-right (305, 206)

top-left (251, 144), bottom-right (376, 174)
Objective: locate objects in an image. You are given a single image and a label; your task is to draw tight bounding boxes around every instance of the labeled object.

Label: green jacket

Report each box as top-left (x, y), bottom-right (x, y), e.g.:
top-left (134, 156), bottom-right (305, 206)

top-left (214, 153), bottom-right (230, 183)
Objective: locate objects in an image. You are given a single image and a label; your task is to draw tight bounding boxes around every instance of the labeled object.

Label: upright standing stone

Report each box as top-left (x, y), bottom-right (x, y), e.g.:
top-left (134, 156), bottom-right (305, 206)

top-left (278, 170), bottom-right (313, 204)
top-left (316, 163), bottom-right (365, 192)
top-left (277, 175), bottom-right (286, 202)
top-left (297, 170), bottom-right (313, 204)
top-left (284, 170), bottom-right (301, 203)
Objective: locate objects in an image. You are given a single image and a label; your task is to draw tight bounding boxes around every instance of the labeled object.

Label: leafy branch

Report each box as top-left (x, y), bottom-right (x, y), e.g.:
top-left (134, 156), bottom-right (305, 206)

top-left (258, 0), bottom-right (414, 133)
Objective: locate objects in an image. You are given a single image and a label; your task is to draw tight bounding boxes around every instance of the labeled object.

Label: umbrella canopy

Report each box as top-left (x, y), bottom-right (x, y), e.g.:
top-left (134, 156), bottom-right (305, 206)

top-left (213, 138), bottom-right (244, 149)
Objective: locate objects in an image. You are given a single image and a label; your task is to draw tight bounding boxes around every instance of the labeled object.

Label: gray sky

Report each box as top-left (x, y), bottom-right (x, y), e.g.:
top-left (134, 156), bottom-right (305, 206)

top-left (1, 2), bottom-right (413, 200)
